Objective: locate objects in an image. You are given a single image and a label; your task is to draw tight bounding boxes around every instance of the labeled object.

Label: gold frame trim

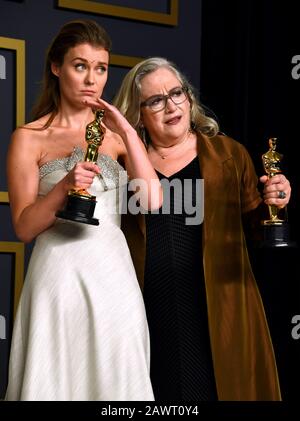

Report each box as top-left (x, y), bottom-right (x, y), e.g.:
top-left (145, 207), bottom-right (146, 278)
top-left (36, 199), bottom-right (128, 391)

top-left (0, 242), bottom-right (24, 319)
top-left (0, 36), bottom-right (25, 127)
top-left (0, 192), bottom-right (9, 203)
top-left (110, 53), bottom-right (142, 68)
top-left (58, 0), bottom-right (178, 25)
top-left (0, 37), bottom-right (25, 218)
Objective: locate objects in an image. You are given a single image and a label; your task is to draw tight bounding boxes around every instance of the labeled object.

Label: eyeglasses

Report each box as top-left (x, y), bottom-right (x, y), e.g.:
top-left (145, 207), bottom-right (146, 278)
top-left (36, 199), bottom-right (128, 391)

top-left (140, 86), bottom-right (188, 112)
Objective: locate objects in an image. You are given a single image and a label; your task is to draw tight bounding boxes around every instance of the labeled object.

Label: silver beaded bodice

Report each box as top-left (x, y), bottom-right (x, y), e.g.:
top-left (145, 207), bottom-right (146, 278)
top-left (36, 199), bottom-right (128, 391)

top-left (39, 147), bottom-right (127, 191)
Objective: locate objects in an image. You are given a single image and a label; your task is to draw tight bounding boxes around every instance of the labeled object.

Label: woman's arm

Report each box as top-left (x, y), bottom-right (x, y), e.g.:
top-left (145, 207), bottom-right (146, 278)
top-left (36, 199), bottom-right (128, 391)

top-left (7, 128), bottom-right (100, 243)
top-left (84, 98), bottom-right (163, 211)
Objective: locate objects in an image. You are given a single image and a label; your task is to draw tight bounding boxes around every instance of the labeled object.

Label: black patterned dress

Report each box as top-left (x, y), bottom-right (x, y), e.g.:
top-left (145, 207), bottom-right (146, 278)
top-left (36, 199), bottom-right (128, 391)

top-left (144, 157), bottom-right (217, 401)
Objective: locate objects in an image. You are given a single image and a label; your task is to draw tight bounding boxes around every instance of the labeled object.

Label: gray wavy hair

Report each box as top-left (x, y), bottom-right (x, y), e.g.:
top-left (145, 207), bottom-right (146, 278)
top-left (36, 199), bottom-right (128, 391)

top-left (113, 57), bottom-right (219, 142)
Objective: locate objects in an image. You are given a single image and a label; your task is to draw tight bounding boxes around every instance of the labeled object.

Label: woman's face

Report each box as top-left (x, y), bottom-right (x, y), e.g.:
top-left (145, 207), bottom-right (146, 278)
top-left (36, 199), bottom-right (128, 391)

top-left (139, 67), bottom-right (191, 143)
top-left (52, 43), bottom-right (109, 107)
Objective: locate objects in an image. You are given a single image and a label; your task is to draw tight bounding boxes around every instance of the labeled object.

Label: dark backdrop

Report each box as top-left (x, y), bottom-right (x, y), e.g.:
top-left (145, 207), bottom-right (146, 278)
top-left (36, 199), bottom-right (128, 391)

top-left (200, 0), bottom-right (300, 402)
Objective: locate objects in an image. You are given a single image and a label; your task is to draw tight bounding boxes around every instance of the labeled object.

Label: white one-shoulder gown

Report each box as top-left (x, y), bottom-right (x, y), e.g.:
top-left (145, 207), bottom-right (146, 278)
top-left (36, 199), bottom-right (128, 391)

top-left (5, 147), bottom-right (154, 401)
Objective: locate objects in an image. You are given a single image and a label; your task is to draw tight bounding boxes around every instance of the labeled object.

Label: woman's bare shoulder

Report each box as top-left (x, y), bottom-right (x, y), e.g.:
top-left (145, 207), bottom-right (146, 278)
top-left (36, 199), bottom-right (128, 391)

top-left (13, 117), bottom-right (48, 137)
top-left (10, 118), bottom-right (48, 158)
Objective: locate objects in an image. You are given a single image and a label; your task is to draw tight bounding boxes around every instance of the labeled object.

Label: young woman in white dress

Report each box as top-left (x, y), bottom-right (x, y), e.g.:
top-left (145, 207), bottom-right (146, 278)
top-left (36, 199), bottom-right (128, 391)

top-left (5, 19), bottom-right (161, 401)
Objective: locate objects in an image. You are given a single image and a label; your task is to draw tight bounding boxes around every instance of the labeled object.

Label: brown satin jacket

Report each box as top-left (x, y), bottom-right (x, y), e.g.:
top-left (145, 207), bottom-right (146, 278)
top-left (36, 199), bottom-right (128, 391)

top-left (121, 133), bottom-right (281, 400)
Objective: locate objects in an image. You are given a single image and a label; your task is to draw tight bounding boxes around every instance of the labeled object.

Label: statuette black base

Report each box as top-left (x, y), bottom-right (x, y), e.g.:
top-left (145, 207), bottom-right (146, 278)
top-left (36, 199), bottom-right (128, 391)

top-left (260, 222), bottom-right (296, 248)
top-left (56, 194), bottom-right (99, 226)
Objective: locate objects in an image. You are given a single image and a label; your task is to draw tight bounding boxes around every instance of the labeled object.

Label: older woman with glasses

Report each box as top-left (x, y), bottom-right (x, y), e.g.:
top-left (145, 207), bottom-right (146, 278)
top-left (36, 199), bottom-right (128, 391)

top-left (112, 57), bottom-right (291, 401)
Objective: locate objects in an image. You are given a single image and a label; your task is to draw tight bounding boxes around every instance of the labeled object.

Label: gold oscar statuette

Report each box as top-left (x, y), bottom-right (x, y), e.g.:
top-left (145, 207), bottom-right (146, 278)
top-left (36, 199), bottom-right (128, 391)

top-left (262, 137), bottom-right (284, 225)
top-left (56, 109), bottom-right (106, 226)
top-left (261, 137), bottom-right (292, 247)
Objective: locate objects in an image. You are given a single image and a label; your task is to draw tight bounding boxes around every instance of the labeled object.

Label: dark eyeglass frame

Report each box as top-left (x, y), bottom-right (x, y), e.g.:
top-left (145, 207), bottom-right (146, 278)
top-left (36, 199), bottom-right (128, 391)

top-left (140, 86), bottom-right (188, 111)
